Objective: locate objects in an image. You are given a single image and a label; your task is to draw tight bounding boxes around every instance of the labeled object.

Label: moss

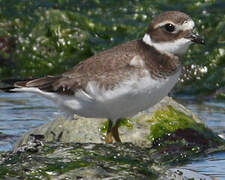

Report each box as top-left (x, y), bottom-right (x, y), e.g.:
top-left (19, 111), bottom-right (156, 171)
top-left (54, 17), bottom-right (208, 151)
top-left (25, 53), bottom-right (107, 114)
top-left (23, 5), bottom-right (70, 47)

top-left (149, 105), bottom-right (221, 143)
top-left (1, 141), bottom-right (225, 179)
top-left (100, 120), bottom-right (109, 134)
top-left (42, 161), bottom-right (88, 174)
top-left (0, 0), bottom-right (224, 97)
top-left (147, 105), bottom-right (225, 165)
top-left (42, 143), bottom-right (58, 154)
top-left (0, 167), bottom-right (15, 177)
top-left (100, 118), bottom-right (133, 134)
top-left (119, 119), bottom-right (133, 129)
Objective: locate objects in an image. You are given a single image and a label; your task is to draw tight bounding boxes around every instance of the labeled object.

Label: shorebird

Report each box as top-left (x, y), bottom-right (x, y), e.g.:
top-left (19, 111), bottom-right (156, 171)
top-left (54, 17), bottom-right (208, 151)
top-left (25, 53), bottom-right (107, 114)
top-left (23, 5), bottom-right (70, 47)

top-left (12, 11), bottom-right (204, 143)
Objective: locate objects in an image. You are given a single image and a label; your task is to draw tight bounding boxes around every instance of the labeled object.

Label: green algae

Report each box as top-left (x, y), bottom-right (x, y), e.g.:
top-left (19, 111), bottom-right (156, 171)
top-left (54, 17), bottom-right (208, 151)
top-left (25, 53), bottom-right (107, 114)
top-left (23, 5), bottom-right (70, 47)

top-left (100, 120), bottom-right (109, 134)
top-left (0, 167), bottom-right (17, 177)
top-left (149, 105), bottom-right (222, 143)
top-left (100, 118), bottom-right (133, 142)
top-left (0, 0), bottom-right (224, 97)
top-left (100, 118), bottom-right (133, 134)
top-left (1, 112), bottom-right (224, 179)
top-left (119, 118), bottom-right (134, 129)
top-left (42, 160), bottom-right (89, 174)
top-left (0, 143), bottom-right (158, 179)
top-left (149, 105), bottom-right (196, 141)
top-left (147, 105), bottom-right (225, 164)
top-left (42, 143), bottom-right (58, 154)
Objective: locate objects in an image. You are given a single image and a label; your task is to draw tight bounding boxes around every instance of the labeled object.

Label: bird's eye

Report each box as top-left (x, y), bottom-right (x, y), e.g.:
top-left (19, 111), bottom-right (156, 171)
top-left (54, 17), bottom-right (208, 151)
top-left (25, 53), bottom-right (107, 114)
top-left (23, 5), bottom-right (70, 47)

top-left (164, 23), bottom-right (175, 32)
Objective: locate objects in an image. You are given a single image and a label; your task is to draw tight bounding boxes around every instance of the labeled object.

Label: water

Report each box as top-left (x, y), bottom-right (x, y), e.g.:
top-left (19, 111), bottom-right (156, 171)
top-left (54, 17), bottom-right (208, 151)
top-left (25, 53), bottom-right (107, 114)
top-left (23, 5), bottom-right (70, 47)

top-left (175, 97), bottom-right (225, 180)
top-left (0, 92), bottom-right (225, 179)
top-left (181, 152), bottom-right (225, 179)
top-left (176, 97), bottom-right (225, 138)
top-left (0, 92), bottom-right (58, 151)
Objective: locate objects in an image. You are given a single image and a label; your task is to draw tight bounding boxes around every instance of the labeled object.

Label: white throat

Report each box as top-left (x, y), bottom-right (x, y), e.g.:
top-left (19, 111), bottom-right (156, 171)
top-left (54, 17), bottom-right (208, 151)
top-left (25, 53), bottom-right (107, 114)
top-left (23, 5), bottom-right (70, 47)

top-left (142, 33), bottom-right (192, 56)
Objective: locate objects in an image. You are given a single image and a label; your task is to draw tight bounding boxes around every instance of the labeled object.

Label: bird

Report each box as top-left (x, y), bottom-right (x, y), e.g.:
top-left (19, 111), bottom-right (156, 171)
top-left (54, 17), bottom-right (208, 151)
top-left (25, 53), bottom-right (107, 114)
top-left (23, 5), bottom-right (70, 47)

top-left (11, 11), bottom-right (204, 144)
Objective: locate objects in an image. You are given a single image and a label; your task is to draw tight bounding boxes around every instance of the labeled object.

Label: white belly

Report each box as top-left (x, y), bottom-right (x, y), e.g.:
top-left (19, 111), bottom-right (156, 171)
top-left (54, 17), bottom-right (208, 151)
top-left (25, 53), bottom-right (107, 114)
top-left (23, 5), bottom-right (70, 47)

top-left (59, 68), bottom-right (181, 121)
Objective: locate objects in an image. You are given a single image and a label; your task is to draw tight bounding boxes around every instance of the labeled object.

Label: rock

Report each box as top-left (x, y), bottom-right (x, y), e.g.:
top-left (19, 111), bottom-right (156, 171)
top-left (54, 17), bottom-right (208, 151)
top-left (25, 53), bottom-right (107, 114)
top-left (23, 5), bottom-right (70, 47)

top-left (2, 143), bottom-right (161, 179)
top-left (0, 143), bottom-right (213, 179)
top-left (1, 96), bottom-right (225, 179)
top-left (0, 142), bottom-right (224, 180)
top-left (14, 96), bottom-right (224, 152)
top-left (13, 97), bottom-right (197, 149)
top-left (168, 168), bottom-right (215, 180)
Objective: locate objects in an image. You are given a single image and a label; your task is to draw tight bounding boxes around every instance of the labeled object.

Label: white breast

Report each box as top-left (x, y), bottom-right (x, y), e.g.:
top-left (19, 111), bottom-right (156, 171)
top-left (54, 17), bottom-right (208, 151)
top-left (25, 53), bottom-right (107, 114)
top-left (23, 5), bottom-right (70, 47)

top-left (59, 68), bottom-right (181, 122)
top-left (13, 67), bottom-right (181, 122)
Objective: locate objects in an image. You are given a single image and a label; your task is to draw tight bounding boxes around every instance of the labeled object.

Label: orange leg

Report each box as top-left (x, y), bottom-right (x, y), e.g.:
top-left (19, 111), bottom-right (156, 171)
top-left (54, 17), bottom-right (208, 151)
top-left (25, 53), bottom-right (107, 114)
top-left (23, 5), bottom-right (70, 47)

top-left (105, 119), bottom-right (121, 144)
top-left (112, 119), bottom-right (121, 143)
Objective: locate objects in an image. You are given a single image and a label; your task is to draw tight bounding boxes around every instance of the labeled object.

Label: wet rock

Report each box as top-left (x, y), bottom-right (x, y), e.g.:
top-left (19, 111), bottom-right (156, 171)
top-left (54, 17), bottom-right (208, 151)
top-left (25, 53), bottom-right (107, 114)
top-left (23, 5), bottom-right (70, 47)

top-left (1, 97), bottom-right (225, 179)
top-left (1, 142), bottom-right (223, 179)
top-left (0, 143), bottom-right (158, 179)
top-left (15, 134), bottom-right (45, 153)
top-left (14, 97), bottom-right (225, 163)
top-left (14, 97), bottom-right (201, 149)
top-left (166, 168), bottom-right (215, 180)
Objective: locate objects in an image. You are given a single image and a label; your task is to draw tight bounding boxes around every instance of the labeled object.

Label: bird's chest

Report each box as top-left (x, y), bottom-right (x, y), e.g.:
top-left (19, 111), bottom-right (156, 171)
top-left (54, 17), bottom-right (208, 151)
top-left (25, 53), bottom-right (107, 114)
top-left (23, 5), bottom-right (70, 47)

top-left (119, 69), bottom-right (181, 111)
top-left (65, 68), bottom-right (181, 120)
top-left (87, 68), bottom-right (181, 119)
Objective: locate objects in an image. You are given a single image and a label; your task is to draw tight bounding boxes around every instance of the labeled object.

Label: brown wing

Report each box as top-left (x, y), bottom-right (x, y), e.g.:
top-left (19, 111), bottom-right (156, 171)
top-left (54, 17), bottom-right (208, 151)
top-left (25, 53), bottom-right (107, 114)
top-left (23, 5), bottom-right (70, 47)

top-left (15, 40), bottom-right (141, 95)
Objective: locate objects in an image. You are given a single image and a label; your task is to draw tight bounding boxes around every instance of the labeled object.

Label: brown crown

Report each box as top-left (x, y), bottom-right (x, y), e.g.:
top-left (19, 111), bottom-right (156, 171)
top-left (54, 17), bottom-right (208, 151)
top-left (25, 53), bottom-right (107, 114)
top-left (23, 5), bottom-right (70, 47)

top-left (146, 11), bottom-right (192, 43)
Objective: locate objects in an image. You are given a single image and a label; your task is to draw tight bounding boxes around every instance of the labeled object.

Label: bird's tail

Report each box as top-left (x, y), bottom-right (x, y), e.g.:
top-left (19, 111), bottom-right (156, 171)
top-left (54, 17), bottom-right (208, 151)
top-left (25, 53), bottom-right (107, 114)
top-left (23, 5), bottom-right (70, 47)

top-left (15, 76), bottom-right (60, 92)
top-left (0, 78), bottom-right (32, 92)
top-left (0, 76), bottom-right (61, 93)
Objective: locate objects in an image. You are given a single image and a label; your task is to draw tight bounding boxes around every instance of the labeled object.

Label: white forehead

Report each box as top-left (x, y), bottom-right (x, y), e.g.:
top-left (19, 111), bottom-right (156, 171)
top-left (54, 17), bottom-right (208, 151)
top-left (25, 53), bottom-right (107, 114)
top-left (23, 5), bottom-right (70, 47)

top-left (154, 20), bottom-right (195, 31)
top-left (181, 20), bottom-right (195, 30)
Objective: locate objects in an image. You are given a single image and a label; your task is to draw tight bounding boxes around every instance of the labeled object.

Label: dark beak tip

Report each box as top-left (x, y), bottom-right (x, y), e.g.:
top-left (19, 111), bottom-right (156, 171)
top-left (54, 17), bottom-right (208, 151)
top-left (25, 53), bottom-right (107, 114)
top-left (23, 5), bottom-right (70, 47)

top-left (191, 37), bottom-right (205, 45)
top-left (190, 32), bottom-right (205, 45)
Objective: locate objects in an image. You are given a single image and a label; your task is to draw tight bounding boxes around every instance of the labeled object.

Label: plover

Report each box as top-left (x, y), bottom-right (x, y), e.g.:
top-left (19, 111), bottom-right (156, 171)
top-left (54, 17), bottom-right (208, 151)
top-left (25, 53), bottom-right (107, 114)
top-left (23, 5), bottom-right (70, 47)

top-left (12, 11), bottom-right (204, 143)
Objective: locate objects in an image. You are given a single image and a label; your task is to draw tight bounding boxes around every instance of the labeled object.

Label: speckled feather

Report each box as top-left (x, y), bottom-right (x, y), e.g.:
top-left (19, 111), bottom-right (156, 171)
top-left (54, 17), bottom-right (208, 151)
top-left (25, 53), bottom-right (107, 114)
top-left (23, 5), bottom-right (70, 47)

top-left (12, 11), bottom-right (197, 122)
top-left (16, 40), bottom-right (180, 94)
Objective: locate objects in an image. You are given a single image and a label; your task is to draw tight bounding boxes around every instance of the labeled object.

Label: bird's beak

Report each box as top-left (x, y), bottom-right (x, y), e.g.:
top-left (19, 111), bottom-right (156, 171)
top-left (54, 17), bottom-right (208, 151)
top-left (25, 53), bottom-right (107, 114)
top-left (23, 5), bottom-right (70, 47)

top-left (186, 32), bottom-right (205, 45)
